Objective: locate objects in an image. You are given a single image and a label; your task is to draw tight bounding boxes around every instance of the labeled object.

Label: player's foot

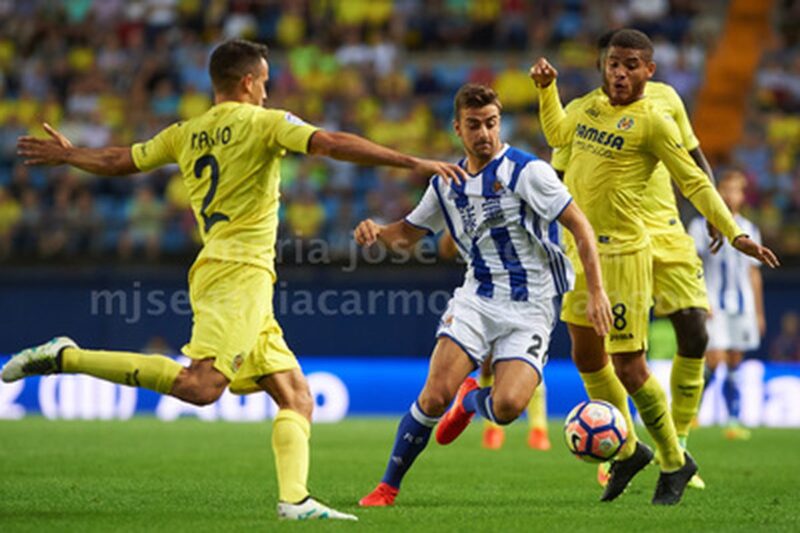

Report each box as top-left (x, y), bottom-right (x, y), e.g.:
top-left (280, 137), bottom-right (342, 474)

top-left (652, 452), bottom-right (698, 505)
top-left (527, 427), bottom-right (551, 450)
top-left (688, 472), bottom-right (706, 490)
top-left (1, 336), bottom-right (77, 383)
top-left (436, 377), bottom-right (479, 445)
top-left (600, 441), bottom-right (654, 502)
top-left (358, 482), bottom-right (398, 507)
top-left (597, 462), bottom-right (611, 487)
top-left (724, 425), bottom-right (751, 440)
top-left (278, 496), bottom-right (358, 520)
top-left (482, 426), bottom-right (505, 450)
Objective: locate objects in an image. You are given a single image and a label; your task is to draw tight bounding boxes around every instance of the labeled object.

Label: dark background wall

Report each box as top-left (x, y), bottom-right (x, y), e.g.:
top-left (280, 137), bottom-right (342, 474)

top-left (1, 265), bottom-right (797, 359)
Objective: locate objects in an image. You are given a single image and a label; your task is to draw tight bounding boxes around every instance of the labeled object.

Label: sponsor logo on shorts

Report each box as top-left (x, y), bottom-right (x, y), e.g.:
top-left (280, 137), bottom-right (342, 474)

top-left (609, 332), bottom-right (634, 341)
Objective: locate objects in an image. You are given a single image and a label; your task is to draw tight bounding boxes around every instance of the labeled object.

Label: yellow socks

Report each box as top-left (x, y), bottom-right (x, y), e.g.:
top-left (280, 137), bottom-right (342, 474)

top-left (272, 409), bottom-right (311, 504)
top-left (61, 347), bottom-right (182, 394)
top-left (528, 383), bottom-right (547, 431)
top-left (631, 375), bottom-right (684, 471)
top-left (580, 363), bottom-right (638, 460)
top-left (670, 354), bottom-right (705, 440)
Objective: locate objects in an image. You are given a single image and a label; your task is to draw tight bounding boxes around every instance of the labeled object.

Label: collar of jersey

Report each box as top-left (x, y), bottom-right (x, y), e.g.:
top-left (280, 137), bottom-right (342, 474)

top-left (457, 143), bottom-right (510, 177)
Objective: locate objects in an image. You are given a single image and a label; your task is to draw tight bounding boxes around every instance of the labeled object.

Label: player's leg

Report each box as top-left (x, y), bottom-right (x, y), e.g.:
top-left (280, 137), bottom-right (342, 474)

top-left (479, 356), bottom-right (505, 449)
top-left (1, 338), bottom-right (230, 406)
top-left (527, 380), bottom-right (551, 450)
top-left (668, 308), bottom-right (709, 447)
top-left (489, 359), bottom-right (540, 424)
top-left (722, 350), bottom-right (750, 440)
top-left (360, 336), bottom-right (476, 506)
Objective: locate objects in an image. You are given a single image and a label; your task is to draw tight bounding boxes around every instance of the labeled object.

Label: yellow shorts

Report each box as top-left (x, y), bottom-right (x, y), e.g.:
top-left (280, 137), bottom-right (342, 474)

top-left (562, 246), bottom-right (652, 354)
top-left (651, 233), bottom-right (709, 317)
top-left (182, 259), bottom-right (300, 395)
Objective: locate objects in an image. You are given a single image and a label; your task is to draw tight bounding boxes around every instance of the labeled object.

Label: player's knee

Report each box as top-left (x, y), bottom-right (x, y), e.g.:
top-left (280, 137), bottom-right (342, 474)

top-left (491, 392), bottom-right (526, 424)
top-left (613, 361), bottom-right (648, 393)
top-left (672, 310), bottom-right (709, 358)
top-left (418, 390), bottom-right (451, 418)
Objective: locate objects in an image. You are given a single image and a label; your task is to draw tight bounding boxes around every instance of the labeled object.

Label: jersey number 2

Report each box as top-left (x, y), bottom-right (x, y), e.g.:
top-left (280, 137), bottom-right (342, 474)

top-left (194, 154), bottom-right (230, 232)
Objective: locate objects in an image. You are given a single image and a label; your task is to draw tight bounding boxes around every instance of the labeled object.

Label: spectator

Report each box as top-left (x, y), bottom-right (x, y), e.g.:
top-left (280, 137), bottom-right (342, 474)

top-left (119, 185), bottom-right (165, 261)
top-left (0, 186), bottom-right (21, 259)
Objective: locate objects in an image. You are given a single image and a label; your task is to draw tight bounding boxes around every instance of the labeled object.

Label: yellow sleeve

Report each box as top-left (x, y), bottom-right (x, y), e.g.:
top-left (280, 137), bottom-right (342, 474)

top-left (263, 110), bottom-right (320, 154)
top-left (548, 98), bottom-right (580, 171)
top-left (537, 82), bottom-right (573, 148)
top-left (648, 113), bottom-right (744, 242)
top-left (662, 85), bottom-right (700, 151)
top-left (131, 123), bottom-right (181, 172)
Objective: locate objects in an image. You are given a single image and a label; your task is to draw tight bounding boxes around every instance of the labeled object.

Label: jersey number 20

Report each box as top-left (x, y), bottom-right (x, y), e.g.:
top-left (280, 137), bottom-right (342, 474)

top-left (194, 154), bottom-right (230, 232)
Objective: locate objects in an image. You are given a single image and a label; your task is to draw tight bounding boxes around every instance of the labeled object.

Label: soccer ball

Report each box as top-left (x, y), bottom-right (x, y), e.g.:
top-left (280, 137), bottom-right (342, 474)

top-left (563, 400), bottom-right (628, 463)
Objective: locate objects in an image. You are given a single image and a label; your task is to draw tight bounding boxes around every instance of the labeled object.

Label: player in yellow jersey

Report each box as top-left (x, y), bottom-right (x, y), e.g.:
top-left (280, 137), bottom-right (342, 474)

top-left (4, 39), bottom-right (467, 522)
top-left (531, 29), bottom-right (778, 505)
top-left (545, 30), bottom-right (718, 490)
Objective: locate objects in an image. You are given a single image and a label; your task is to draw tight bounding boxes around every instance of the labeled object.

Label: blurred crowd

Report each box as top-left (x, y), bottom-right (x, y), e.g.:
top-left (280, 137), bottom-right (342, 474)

top-left (0, 0), bottom-right (798, 264)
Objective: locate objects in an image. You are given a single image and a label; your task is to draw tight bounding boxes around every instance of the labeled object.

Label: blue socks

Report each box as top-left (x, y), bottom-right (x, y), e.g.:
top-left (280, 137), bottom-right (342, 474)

top-left (722, 367), bottom-right (741, 421)
top-left (381, 401), bottom-right (439, 489)
top-left (463, 387), bottom-right (495, 422)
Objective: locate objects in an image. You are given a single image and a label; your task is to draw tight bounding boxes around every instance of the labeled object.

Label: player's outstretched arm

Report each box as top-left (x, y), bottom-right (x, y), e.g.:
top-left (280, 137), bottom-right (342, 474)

top-left (308, 130), bottom-right (467, 184)
top-left (17, 123), bottom-right (138, 176)
top-left (353, 219), bottom-right (427, 250)
top-left (557, 201), bottom-right (612, 337)
top-left (732, 235), bottom-right (780, 268)
top-left (530, 58), bottom-right (572, 148)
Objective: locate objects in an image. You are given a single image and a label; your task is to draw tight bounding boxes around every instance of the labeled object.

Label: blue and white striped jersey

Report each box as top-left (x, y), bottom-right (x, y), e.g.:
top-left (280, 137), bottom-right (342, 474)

top-left (689, 214), bottom-right (761, 316)
top-left (406, 144), bottom-right (574, 302)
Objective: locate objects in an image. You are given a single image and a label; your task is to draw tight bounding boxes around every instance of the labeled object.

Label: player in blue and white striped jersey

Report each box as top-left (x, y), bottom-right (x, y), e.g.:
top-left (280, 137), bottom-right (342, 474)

top-left (688, 170), bottom-right (766, 440)
top-left (356, 84), bottom-right (612, 507)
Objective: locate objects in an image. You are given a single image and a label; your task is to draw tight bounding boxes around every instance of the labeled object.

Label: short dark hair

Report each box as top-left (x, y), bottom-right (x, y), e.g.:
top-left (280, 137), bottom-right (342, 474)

top-left (209, 39), bottom-right (269, 94)
top-left (608, 29), bottom-right (654, 61)
top-left (597, 30), bottom-right (618, 51)
top-left (454, 83), bottom-right (502, 118)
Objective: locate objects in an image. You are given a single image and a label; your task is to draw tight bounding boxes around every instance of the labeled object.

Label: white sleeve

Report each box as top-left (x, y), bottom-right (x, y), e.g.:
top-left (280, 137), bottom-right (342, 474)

top-left (510, 160), bottom-right (572, 222)
top-left (687, 217), bottom-right (708, 256)
top-left (405, 178), bottom-right (446, 234)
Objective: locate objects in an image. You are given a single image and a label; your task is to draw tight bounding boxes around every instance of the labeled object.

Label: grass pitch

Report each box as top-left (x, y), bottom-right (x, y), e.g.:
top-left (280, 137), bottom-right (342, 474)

top-left (1, 418), bottom-right (798, 532)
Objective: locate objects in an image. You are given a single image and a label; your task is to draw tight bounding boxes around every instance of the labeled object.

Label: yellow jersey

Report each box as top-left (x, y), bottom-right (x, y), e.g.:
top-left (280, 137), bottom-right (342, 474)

top-left (539, 82), bottom-right (742, 255)
top-left (550, 82), bottom-right (699, 236)
top-left (131, 102), bottom-right (319, 278)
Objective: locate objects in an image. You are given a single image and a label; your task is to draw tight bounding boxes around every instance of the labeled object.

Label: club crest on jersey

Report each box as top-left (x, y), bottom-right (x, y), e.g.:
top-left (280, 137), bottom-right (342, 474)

top-left (232, 353), bottom-right (244, 372)
top-left (616, 116), bottom-right (635, 131)
top-left (284, 112), bottom-right (308, 126)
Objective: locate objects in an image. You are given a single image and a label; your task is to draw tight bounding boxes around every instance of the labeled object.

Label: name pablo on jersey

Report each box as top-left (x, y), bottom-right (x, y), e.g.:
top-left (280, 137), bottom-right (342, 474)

top-left (191, 125), bottom-right (233, 150)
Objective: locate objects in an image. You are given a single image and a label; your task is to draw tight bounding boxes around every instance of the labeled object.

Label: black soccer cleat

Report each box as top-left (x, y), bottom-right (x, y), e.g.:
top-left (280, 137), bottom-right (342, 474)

top-left (652, 452), bottom-right (698, 505)
top-left (600, 441), bottom-right (655, 502)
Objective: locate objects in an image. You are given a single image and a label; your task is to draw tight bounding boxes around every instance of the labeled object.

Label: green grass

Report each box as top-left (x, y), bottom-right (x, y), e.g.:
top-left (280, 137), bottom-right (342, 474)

top-left (1, 418), bottom-right (799, 532)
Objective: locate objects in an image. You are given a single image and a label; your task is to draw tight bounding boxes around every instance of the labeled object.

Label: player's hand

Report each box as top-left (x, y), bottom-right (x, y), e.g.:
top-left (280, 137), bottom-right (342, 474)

top-left (413, 158), bottom-right (468, 185)
top-left (706, 221), bottom-right (724, 254)
top-left (17, 122), bottom-right (73, 166)
top-left (587, 288), bottom-right (613, 338)
top-left (529, 58), bottom-right (558, 88)
top-left (732, 235), bottom-right (780, 268)
top-left (354, 219), bottom-right (384, 246)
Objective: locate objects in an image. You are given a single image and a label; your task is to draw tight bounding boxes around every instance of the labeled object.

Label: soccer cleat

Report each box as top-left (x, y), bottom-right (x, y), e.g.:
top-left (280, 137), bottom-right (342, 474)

top-left (435, 377), bottom-right (479, 445)
top-left (1, 336), bottom-right (77, 383)
top-left (597, 462), bottom-right (611, 487)
top-left (600, 441), bottom-right (654, 502)
top-left (688, 472), bottom-right (706, 490)
top-left (358, 482), bottom-right (399, 507)
top-left (278, 496), bottom-right (358, 521)
top-left (652, 452), bottom-right (698, 505)
top-left (724, 425), bottom-right (751, 440)
top-left (482, 426), bottom-right (505, 450)
top-left (527, 427), bottom-right (551, 451)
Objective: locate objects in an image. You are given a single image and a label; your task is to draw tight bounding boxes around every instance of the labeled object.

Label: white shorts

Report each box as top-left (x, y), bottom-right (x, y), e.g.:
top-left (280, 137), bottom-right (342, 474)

top-left (706, 311), bottom-right (760, 352)
top-left (436, 288), bottom-right (556, 379)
